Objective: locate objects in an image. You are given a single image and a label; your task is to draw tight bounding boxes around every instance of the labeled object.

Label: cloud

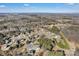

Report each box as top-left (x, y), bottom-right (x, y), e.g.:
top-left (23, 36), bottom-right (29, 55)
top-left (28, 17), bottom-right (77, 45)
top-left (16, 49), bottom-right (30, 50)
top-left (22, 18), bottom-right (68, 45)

top-left (24, 4), bottom-right (30, 7)
top-left (66, 3), bottom-right (75, 5)
top-left (0, 5), bottom-right (6, 7)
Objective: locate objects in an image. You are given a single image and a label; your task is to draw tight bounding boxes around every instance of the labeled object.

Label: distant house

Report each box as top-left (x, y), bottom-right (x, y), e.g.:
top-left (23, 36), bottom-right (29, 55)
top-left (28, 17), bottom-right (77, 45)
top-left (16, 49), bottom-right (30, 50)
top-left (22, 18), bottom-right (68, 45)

top-left (27, 43), bottom-right (40, 55)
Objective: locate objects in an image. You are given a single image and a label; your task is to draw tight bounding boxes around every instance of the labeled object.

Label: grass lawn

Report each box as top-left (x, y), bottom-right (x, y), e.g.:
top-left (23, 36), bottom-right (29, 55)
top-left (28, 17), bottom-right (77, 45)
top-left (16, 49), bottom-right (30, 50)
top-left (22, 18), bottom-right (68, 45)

top-left (48, 51), bottom-right (64, 56)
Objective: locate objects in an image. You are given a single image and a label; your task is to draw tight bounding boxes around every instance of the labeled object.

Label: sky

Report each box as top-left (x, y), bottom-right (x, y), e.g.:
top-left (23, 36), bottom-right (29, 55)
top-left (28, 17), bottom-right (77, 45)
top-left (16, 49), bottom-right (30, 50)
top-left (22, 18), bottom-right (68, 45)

top-left (0, 3), bottom-right (79, 13)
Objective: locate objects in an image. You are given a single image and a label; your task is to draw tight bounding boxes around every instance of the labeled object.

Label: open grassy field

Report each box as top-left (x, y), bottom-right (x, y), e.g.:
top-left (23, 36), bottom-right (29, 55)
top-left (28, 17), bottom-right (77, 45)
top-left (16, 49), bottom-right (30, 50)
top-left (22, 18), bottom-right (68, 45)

top-left (57, 32), bottom-right (70, 49)
top-left (38, 38), bottom-right (53, 50)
